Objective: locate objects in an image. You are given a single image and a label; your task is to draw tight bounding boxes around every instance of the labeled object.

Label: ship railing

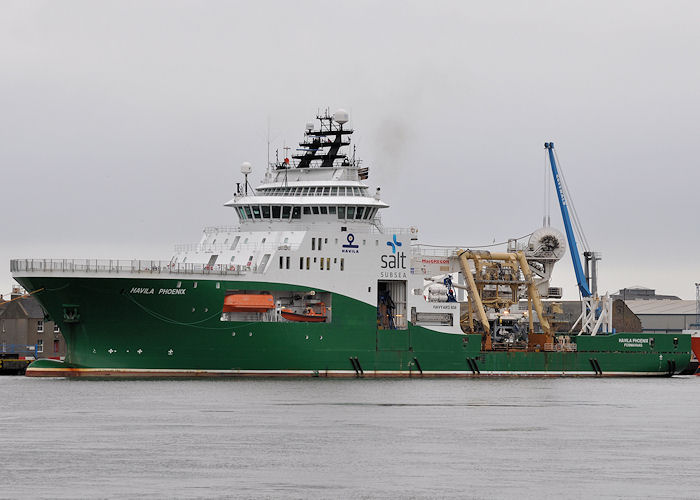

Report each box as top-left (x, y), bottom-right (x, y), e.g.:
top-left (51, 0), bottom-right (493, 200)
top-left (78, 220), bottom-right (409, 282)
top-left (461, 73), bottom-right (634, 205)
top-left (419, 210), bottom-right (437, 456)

top-left (369, 226), bottom-right (417, 236)
top-left (173, 242), bottom-right (300, 254)
top-left (10, 259), bottom-right (248, 276)
top-left (203, 226), bottom-right (240, 235)
top-left (411, 246), bottom-right (459, 258)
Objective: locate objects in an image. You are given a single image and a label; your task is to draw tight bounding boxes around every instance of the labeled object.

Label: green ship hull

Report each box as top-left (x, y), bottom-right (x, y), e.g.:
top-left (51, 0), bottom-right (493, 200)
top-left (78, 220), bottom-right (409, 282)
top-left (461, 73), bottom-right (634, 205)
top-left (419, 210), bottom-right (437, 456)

top-left (17, 276), bottom-right (691, 378)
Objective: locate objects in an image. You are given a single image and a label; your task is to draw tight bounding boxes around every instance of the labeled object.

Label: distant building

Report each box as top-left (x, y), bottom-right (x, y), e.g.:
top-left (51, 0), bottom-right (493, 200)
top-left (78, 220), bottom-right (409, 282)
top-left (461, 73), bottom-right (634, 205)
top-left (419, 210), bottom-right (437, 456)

top-left (612, 286), bottom-right (681, 301)
top-left (0, 286), bottom-right (66, 359)
top-left (624, 300), bottom-right (697, 334)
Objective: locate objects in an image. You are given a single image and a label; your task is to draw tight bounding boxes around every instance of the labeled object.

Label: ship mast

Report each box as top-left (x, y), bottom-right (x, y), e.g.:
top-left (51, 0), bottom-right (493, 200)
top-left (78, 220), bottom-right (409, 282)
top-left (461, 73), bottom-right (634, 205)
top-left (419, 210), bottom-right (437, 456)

top-left (291, 109), bottom-right (353, 169)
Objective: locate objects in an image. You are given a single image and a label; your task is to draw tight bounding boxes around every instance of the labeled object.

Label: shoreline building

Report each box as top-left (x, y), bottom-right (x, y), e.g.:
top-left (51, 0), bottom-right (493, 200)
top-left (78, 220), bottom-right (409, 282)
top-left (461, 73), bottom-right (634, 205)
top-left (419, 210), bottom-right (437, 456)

top-left (0, 286), bottom-right (66, 359)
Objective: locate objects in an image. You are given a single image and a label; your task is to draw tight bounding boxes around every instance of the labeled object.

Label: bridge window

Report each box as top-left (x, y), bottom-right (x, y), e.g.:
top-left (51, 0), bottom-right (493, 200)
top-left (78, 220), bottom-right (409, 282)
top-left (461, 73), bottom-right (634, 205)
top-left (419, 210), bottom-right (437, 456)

top-left (252, 206), bottom-right (261, 219)
top-left (244, 206), bottom-right (252, 219)
top-left (331, 187), bottom-right (338, 195)
top-left (347, 206), bottom-right (355, 219)
top-left (282, 206), bottom-right (291, 218)
top-left (338, 207), bottom-right (345, 219)
top-left (329, 206), bottom-right (336, 214)
top-left (312, 207), bottom-right (319, 215)
top-left (320, 206), bottom-right (328, 214)
top-left (303, 207), bottom-right (311, 215)
top-left (262, 206), bottom-right (270, 218)
top-left (292, 207), bottom-right (301, 219)
top-left (356, 207), bottom-right (364, 219)
top-left (272, 206), bottom-right (281, 218)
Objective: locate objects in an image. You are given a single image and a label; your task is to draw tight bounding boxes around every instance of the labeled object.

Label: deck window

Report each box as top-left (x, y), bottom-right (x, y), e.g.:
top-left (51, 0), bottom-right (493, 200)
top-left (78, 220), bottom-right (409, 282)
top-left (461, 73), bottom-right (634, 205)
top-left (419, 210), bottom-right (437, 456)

top-left (331, 187), bottom-right (338, 195)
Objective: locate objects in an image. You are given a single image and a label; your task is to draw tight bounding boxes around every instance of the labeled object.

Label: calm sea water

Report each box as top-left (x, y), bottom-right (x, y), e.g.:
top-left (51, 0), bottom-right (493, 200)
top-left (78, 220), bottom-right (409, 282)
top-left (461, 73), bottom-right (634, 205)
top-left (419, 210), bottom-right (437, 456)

top-left (1, 376), bottom-right (698, 499)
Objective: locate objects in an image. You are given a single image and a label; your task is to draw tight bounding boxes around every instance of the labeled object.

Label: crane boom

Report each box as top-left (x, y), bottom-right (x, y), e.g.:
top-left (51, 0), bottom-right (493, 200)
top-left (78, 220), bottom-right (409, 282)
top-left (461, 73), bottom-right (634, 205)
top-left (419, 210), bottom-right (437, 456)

top-left (544, 142), bottom-right (591, 297)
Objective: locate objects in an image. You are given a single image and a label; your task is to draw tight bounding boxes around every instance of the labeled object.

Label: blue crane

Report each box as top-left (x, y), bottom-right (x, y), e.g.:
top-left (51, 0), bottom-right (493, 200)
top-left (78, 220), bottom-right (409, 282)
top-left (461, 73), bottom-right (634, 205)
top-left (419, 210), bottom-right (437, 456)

top-left (544, 142), bottom-right (591, 298)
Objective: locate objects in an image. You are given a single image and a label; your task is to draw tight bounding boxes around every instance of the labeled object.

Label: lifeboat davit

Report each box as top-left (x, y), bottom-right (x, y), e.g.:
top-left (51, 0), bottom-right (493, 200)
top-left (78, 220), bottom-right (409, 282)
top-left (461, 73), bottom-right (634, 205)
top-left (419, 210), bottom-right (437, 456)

top-left (223, 294), bottom-right (274, 313)
top-left (280, 303), bottom-right (327, 323)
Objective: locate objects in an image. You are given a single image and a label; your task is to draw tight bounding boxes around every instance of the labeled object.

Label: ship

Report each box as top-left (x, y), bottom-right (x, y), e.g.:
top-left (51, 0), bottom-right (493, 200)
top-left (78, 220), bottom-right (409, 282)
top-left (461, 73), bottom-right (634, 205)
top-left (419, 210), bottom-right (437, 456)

top-left (11, 109), bottom-right (691, 377)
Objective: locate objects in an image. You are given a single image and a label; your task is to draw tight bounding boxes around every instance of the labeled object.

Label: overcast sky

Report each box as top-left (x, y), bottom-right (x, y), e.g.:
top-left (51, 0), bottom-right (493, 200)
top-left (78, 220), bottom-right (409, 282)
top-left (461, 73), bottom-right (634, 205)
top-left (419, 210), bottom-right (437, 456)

top-left (1, 0), bottom-right (699, 300)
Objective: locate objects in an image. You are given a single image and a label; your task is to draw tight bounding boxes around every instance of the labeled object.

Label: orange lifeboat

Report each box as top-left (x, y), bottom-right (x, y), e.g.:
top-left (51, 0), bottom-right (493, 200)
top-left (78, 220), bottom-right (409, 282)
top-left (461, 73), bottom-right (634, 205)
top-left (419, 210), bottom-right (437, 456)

top-left (281, 303), bottom-right (327, 323)
top-left (223, 294), bottom-right (274, 313)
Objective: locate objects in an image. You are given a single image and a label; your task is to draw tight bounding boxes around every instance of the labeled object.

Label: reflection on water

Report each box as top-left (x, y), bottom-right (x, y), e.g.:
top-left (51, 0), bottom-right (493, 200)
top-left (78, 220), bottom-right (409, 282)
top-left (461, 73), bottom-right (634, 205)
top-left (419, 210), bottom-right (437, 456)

top-left (1, 377), bottom-right (698, 499)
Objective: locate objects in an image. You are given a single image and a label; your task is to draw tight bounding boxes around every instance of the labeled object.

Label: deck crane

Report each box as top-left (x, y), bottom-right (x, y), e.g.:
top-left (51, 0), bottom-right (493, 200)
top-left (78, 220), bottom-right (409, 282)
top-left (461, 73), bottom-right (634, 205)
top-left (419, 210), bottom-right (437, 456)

top-left (544, 142), bottom-right (612, 335)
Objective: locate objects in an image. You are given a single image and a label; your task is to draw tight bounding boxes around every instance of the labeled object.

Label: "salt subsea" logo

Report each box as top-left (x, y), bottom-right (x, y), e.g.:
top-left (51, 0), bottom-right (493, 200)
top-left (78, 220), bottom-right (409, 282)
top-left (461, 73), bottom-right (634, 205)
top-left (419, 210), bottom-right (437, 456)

top-left (380, 234), bottom-right (407, 278)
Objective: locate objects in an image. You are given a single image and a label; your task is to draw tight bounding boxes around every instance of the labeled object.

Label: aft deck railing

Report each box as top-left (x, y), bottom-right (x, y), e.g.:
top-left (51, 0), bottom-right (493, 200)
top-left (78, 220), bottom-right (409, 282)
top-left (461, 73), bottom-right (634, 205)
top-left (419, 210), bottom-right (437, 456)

top-left (10, 259), bottom-right (249, 276)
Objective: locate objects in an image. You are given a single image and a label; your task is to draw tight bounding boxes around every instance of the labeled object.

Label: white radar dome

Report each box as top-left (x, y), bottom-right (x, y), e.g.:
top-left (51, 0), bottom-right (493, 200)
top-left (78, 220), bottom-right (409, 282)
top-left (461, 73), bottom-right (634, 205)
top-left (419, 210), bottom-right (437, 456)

top-left (528, 227), bottom-right (566, 260)
top-left (333, 109), bottom-right (349, 125)
top-left (305, 122), bottom-right (314, 132)
top-left (240, 162), bottom-right (252, 174)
